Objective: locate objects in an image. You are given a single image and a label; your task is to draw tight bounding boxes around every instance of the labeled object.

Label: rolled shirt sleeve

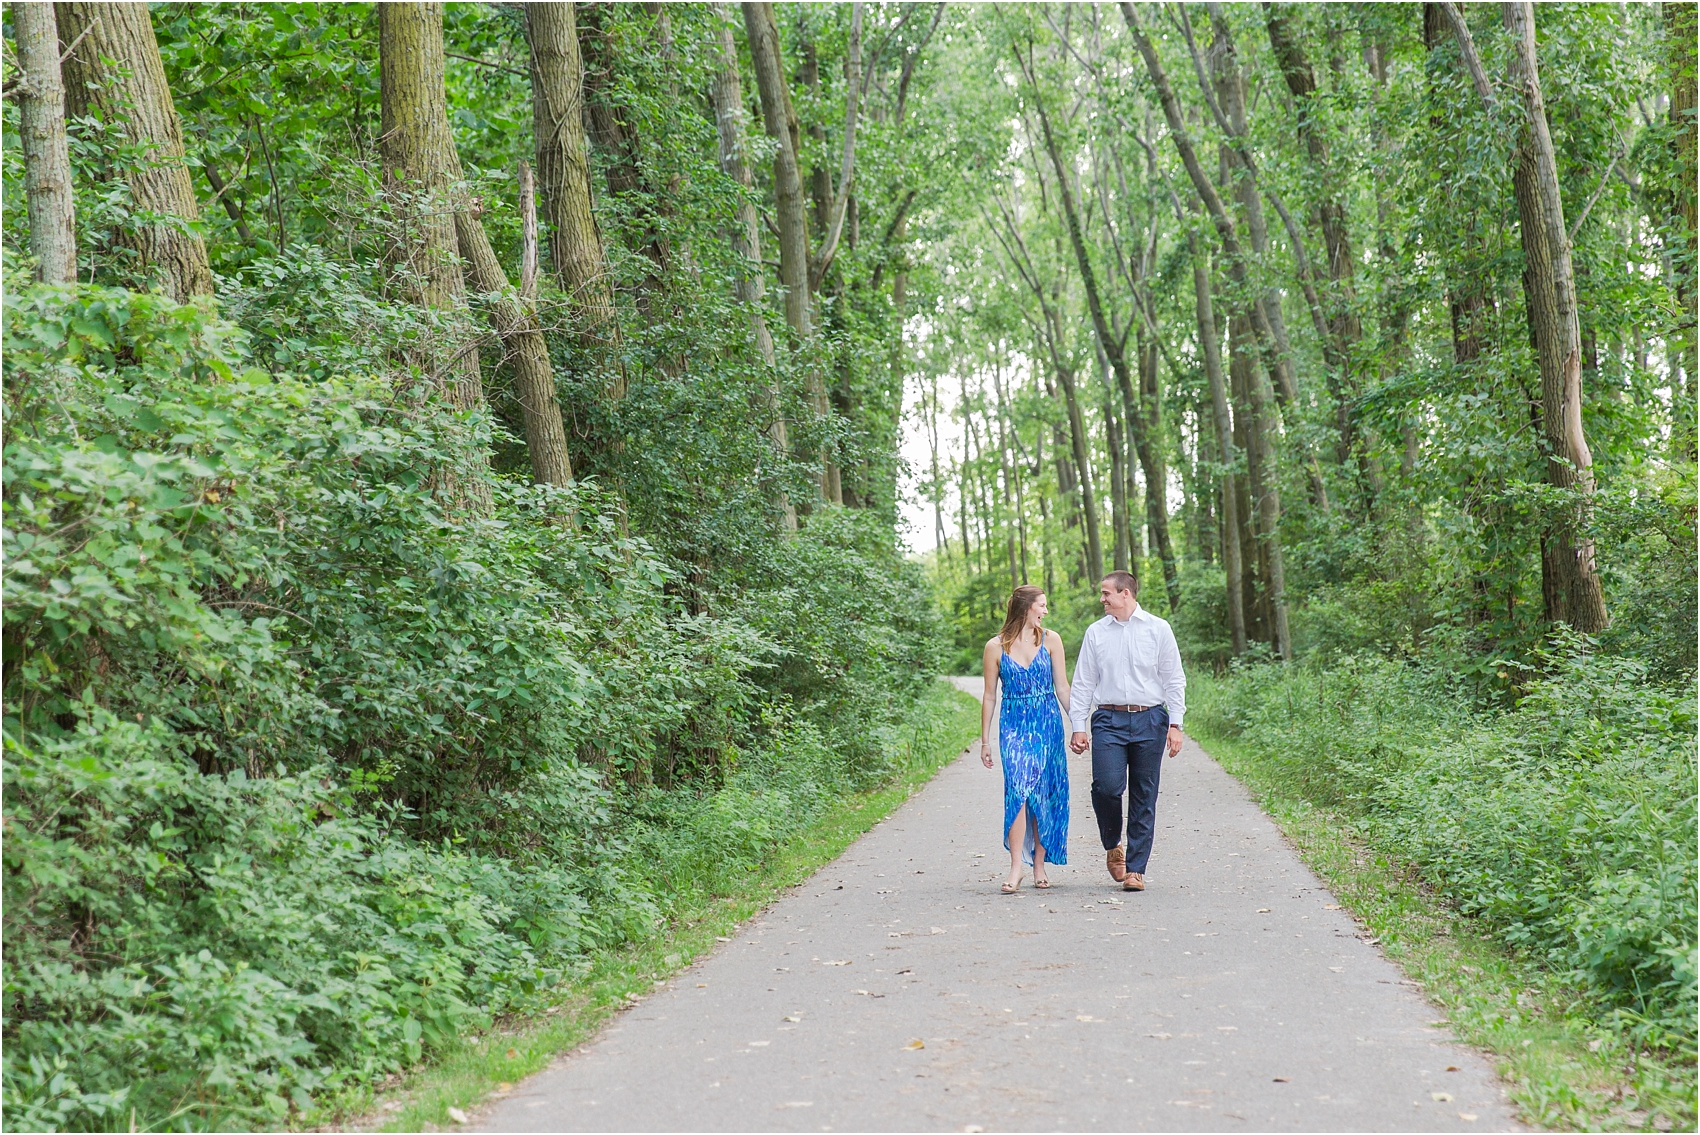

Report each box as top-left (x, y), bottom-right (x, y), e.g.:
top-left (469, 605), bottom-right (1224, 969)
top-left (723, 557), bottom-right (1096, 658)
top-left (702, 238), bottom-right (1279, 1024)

top-left (1158, 619), bottom-right (1186, 728)
top-left (1069, 624), bottom-right (1099, 735)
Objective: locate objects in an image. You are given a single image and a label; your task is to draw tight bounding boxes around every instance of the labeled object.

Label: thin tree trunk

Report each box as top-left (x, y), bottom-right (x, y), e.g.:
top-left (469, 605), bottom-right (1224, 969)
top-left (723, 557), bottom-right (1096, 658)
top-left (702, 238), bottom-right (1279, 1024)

top-left (927, 373), bottom-right (947, 555)
top-left (1125, 2), bottom-right (1290, 655)
top-left (57, 1), bottom-right (212, 300)
top-left (15, 2), bottom-right (76, 284)
top-left (995, 366), bottom-right (1020, 592)
top-left (1667, 0), bottom-right (1697, 458)
top-left (1178, 197), bottom-right (1246, 654)
top-left (1265, 5), bottom-right (1366, 481)
top-left (1228, 314), bottom-right (1262, 642)
top-left (526, 2), bottom-right (623, 397)
top-left (202, 160), bottom-right (256, 247)
top-left (744, 2), bottom-right (835, 503)
top-left (743, 3), bottom-right (810, 343)
top-left (577, 3), bottom-right (668, 318)
top-left (711, 4), bottom-right (795, 530)
top-left (1053, 349), bottom-right (1104, 584)
top-left (1034, 429), bottom-right (1055, 594)
top-left (1501, 1), bottom-right (1609, 632)
top-left (1134, 330), bottom-right (1180, 611)
top-left (1098, 345), bottom-right (1131, 572)
top-left (1022, 58), bottom-right (1162, 599)
top-left (1202, 8), bottom-right (1334, 514)
top-left (455, 209), bottom-right (572, 486)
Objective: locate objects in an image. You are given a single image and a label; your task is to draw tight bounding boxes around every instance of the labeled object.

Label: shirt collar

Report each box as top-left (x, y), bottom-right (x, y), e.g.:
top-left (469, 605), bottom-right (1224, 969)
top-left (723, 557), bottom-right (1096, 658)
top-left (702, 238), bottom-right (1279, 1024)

top-left (1108, 602), bottom-right (1143, 627)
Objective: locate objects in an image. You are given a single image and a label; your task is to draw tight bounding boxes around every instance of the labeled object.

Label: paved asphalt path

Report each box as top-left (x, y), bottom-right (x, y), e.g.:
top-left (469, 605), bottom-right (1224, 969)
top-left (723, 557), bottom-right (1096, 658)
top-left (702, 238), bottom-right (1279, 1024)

top-left (478, 678), bottom-right (1521, 1132)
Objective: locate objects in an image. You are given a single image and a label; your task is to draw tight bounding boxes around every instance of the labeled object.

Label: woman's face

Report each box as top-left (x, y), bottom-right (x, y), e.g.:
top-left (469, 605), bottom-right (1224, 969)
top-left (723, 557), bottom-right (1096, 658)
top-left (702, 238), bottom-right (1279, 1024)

top-left (1027, 593), bottom-right (1048, 626)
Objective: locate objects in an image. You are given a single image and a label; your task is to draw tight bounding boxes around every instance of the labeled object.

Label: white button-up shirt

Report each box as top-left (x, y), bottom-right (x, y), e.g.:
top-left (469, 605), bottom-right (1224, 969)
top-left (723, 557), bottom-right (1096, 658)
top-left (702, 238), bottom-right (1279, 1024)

top-left (1068, 604), bottom-right (1187, 733)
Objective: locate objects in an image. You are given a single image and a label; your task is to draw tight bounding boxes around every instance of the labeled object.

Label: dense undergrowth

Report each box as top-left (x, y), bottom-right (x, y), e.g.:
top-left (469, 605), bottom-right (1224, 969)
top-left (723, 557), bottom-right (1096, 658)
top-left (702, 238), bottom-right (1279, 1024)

top-left (1, 279), bottom-right (942, 1132)
top-left (1189, 646), bottom-right (1698, 1067)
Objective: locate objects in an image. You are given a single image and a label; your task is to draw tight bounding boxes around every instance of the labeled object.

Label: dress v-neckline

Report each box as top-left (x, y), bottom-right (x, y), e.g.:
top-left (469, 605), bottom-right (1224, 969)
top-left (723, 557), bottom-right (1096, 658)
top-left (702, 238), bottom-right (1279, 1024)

top-left (1004, 645), bottom-right (1046, 670)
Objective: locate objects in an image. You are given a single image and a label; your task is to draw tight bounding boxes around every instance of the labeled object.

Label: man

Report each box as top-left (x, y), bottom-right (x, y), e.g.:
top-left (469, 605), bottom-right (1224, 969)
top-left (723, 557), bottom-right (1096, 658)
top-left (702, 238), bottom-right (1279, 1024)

top-left (1068, 571), bottom-right (1186, 891)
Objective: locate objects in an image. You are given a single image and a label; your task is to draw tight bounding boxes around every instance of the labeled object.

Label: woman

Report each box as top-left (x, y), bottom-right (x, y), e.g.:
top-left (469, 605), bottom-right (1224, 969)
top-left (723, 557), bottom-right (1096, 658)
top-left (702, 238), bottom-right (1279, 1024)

top-left (980, 585), bottom-right (1071, 893)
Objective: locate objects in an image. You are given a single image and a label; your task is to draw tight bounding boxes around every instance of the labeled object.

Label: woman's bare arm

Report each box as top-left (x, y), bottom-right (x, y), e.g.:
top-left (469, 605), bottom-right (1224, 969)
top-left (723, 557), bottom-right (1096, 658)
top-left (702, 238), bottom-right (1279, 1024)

top-left (980, 638), bottom-right (999, 767)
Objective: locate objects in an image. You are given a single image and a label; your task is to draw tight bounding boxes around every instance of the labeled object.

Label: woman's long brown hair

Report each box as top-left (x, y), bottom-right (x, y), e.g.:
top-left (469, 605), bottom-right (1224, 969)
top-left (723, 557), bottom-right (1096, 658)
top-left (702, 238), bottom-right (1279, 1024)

top-left (998, 585), bottom-right (1046, 653)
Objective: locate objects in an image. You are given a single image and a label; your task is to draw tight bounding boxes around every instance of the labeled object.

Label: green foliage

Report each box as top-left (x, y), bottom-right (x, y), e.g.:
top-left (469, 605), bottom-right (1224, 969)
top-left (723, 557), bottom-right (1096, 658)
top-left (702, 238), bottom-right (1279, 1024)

top-left (0, 278), bottom-right (940, 1130)
top-left (1191, 645), bottom-right (1698, 1057)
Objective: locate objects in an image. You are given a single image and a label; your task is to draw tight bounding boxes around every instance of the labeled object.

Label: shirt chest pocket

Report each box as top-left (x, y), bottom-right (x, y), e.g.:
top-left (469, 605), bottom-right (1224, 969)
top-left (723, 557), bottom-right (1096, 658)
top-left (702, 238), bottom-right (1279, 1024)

top-left (1122, 626), bottom-right (1157, 671)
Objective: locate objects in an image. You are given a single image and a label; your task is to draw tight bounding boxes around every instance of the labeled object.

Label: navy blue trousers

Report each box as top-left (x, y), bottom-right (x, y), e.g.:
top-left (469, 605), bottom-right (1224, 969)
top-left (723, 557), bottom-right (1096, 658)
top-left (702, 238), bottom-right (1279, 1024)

top-left (1089, 706), bottom-right (1168, 874)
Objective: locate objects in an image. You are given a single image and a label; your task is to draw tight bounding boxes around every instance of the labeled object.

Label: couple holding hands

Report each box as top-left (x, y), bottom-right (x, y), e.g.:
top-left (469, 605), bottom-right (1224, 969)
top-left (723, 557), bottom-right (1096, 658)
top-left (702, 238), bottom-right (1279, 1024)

top-left (977, 571), bottom-right (1187, 894)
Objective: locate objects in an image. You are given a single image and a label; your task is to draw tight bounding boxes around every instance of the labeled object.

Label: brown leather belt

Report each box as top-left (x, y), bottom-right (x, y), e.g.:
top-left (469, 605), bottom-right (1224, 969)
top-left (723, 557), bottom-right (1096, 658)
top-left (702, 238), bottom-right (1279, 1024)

top-left (1100, 703), bottom-right (1154, 712)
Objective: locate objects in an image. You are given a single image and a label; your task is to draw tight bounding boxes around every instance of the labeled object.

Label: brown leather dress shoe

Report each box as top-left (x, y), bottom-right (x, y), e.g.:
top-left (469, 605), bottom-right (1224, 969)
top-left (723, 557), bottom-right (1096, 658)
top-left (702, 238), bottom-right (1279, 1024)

top-left (1105, 846), bottom-right (1127, 882)
top-left (1123, 872), bottom-right (1145, 892)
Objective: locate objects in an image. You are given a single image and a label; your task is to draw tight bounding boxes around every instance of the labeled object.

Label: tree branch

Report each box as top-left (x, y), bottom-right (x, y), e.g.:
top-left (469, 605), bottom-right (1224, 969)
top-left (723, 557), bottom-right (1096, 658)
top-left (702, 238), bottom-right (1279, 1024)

top-left (1439, 3), bottom-right (1498, 111)
top-left (811, 1), bottom-right (863, 289)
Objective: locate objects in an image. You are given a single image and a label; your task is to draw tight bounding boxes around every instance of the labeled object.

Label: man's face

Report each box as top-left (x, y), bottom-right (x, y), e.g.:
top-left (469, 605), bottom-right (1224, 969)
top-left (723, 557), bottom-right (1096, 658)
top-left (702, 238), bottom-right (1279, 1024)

top-left (1099, 581), bottom-right (1136, 619)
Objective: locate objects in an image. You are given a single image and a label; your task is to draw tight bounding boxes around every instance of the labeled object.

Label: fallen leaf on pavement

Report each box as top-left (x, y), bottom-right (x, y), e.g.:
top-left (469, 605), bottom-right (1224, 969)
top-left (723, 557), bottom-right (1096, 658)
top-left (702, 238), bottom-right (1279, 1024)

top-left (1459, 1113), bottom-right (1478, 1122)
top-left (1431, 1092), bottom-right (1453, 1102)
top-left (904, 1039), bottom-right (925, 1050)
top-left (1257, 908), bottom-right (1271, 913)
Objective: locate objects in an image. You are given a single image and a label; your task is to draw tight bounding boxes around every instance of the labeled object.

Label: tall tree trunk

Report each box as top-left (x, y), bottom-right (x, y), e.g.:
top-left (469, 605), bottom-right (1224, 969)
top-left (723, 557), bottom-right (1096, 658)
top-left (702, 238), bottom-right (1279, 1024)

top-left (1185, 217), bottom-right (1246, 655)
top-left (1264, 5), bottom-right (1365, 479)
top-left (57, 2), bottom-right (212, 300)
top-left (378, 4), bottom-right (485, 417)
top-left (1125, 2), bottom-right (1290, 654)
top-left (455, 209), bottom-right (573, 487)
top-left (1098, 346), bottom-right (1131, 572)
top-left (1023, 60), bottom-right (1166, 601)
top-left (1051, 345), bottom-right (1105, 584)
top-left (1228, 313), bottom-right (1266, 645)
top-left (744, 2), bottom-right (835, 504)
top-left (711, 4), bottom-right (795, 530)
top-left (15, 3), bottom-right (76, 285)
top-left (526, 2), bottom-right (623, 397)
top-left (1501, 1), bottom-right (1609, 632)
top-left (743, 3), bottom-right (810, 343)
top-left (1667, 0), bottom-right (1698, 459)
top-left (577, 3), bottom-right (668, 318)
top-left (1133, 330), bottom-right (1180, 611)
top-left (994, 364), bottom-right (1020, 591)
top-left (1203, 9), bottom-right (1334, 514)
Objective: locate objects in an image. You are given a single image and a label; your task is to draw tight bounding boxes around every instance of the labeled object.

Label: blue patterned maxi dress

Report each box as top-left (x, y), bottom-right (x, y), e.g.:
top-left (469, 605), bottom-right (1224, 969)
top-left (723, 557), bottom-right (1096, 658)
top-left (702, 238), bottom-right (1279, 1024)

top-left (997, 645), bottom-right (1070, 865)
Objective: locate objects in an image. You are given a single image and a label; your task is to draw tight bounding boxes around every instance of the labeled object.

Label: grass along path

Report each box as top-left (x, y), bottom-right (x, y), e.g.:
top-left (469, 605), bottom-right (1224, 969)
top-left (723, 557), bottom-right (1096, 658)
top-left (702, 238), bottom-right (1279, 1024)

top-left (1187, 720), bottom-right (1696, 1133)
top-left (333, 682), bottom-right (982, 1133)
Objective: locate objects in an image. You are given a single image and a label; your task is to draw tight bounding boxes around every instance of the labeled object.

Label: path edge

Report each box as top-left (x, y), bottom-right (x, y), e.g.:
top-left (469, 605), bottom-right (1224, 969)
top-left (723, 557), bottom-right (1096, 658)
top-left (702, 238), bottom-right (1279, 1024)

top-left (336, 679), bottom-right (981, 1133)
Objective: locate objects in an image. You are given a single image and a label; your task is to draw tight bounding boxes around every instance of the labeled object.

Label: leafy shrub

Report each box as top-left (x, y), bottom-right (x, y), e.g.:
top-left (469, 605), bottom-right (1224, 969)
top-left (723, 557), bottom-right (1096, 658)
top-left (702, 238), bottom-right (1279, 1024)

top-left (1192, 645), bottom-right (1697, 1054)
top-left (1, 278), bottom-right (946, 1130)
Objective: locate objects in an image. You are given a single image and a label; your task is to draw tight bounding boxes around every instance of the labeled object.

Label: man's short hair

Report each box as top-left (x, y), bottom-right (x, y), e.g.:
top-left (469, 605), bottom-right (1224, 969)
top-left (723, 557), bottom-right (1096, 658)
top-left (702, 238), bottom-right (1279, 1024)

top-left (1103, 569), bottom-right (1138, 595)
